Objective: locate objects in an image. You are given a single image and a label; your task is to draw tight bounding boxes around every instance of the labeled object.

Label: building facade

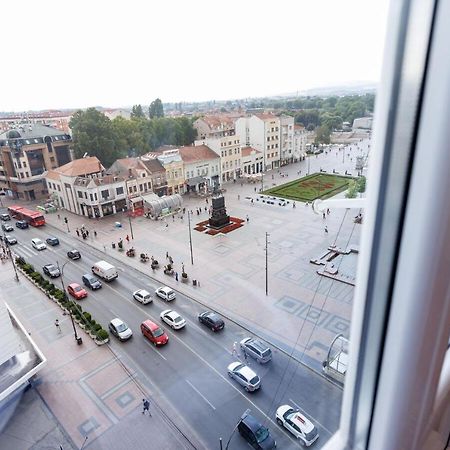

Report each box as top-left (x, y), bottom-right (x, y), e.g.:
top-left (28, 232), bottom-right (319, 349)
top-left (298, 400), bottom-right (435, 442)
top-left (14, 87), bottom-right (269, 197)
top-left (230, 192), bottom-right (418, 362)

top-left (293, 124), bottom-right (308, 161)
top-left (241, 147), bottom-right (263, 175)
top-left (193, 115), bottom-right (237, 140)
top-left (0, 124), bottom-right (72, 200)
top-left (146, 149), bottom-right (185, 195)
top-left (280, 115), bottom-right (295, 165)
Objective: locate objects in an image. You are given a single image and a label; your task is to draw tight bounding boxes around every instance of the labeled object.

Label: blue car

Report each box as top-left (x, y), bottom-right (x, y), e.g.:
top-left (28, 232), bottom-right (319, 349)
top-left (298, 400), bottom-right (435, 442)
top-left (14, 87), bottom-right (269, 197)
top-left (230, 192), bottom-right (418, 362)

top-left (46, 236), bottom-right (60, 246)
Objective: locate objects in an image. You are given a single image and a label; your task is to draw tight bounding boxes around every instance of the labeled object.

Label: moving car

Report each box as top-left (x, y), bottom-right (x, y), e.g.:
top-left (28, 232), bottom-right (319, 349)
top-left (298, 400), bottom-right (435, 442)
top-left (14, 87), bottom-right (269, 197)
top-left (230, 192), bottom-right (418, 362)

top-left (1, 213), bottom-right (11, 221)
top-left (16, 220), bottom-right (29, 229)
top-left (276, 404), bottom-right (319, 446)
top-left (31, 238), bottom-right (46, 251)
top-left (160, 309), bottom-right (186, 329)
top-left (46, 236), bottom-right (60, 246)
top-left (3, 235), bottom-right (17, 245)
top-left (140, 319), bottom-right (168, 346)
top-left (67, 249), bottom-right (81, 260)
top-left (108, 318), bottom-right (133, 341)
top-left (43, 264), bottom-right (60, 278)
top-left (133, 289), bottom-right (153, 304)
top-left (155, 286), bottom-right (176, 302)
top-left (1, 223), bottom-right (13, 232)
top-left (227, 362), bottom-right (261, 392)
top-left (240, 338), bottom-right (272, 364)
top-left (82, 274), bottom-right (102, 290)
top-left (198, 311), bottom-right (225, 331)
top-left (67, 283), bottom-right (88, 300)
top-left (237, 410), bottom-right (276, 449)
top-left (91, 260), bottom-right (118, 281)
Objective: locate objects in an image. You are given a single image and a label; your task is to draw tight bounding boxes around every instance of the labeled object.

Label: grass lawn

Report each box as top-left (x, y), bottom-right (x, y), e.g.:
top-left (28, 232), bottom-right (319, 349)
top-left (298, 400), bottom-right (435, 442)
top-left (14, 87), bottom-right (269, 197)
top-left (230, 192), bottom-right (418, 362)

top-left (263, 173), bottom-right (353, 202)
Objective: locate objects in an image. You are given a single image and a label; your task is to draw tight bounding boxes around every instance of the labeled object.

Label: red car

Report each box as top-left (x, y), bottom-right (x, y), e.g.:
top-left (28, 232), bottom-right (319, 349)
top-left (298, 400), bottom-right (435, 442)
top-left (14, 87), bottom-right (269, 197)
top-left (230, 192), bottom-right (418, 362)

top-left (140, 319), bottom-right (168, 346)
top-left (67, 283), bottom-right (88, 300)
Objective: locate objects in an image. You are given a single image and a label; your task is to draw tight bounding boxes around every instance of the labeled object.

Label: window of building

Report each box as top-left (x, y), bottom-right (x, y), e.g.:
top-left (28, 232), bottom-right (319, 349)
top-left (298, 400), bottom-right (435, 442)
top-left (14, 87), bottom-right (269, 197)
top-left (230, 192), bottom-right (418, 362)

top-left (77, 191), bottom-right (83, 199)
top-left (90, 193), bottom-right (94, 201)
top-left (116, 186), bottom-right (124, 195)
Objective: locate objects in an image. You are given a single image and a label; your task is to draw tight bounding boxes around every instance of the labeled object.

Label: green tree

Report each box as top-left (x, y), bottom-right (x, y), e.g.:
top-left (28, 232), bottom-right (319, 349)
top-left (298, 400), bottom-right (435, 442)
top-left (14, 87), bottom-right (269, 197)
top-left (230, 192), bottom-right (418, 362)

top-left (70, 108), bottom-right (121, 167)
top-left (321, 112), bottom-right (343, 130)
top-left (314, 125), bottom-right (331, 145)
top-left (356, 176), bottom-right (366, 193)
top-left (130, 104), bottom-right (145, 119)
top-left (295, 110), bottom-right (321, 128)
top-left (148, 98), bottom-right (164, 118)
top-left (346, 179), bottom-right (358, 198)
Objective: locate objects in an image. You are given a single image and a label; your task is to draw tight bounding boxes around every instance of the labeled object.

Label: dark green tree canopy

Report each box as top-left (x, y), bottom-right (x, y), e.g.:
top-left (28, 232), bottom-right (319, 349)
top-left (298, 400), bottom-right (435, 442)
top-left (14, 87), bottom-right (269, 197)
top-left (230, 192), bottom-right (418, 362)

top-left (148, 98), bottom-right (164, 119)
top-left (131, 104), bottom-right (145, 119)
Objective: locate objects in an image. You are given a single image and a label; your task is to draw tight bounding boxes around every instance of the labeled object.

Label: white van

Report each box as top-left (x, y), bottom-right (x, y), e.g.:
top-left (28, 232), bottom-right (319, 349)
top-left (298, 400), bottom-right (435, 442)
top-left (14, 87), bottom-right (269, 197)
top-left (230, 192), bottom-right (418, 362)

top-left (91, 260), bottom-right (118, 281)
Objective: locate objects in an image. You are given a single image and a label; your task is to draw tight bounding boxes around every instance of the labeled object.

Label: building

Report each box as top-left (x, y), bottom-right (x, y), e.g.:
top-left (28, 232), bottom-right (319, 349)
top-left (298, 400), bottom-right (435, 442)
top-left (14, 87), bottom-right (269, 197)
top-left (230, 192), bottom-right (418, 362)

top-left (194, 136), bottom-right (242, 182)
top-left (178, 145), bottom-right (221, 193)
top-left (241, 146), bottom-right (263, 175)
top-left (293, 124), bottom-right (308, 161)
top-left (235, 113), bottom-right (281, 171)
top-left (139, 158), bottom-right (168, 197)
top-left (103, 109), bottom-right (131, 120)
top-left (0, 124), bottom-right (72, 201)
top-left (279, 115), bottom-right (295, 165)
top-left (0, 111), bottom-right (74, 134)
top-left (352, 117), bottom-right (373, 130)
top-left (193, 115), bottom-right (237, 140)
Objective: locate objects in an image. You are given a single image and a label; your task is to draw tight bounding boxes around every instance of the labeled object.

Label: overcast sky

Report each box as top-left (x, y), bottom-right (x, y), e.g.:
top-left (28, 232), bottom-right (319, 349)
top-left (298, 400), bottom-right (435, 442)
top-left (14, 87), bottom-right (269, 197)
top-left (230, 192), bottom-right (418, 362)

top-left (3, 0), bottom-right (389, 111)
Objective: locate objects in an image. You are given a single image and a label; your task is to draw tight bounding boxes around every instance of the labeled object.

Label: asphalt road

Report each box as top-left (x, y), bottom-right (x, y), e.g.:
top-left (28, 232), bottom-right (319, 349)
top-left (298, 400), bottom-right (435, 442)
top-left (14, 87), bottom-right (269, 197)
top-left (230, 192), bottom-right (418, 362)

top-left (3, 218), bottom-right (342, 449)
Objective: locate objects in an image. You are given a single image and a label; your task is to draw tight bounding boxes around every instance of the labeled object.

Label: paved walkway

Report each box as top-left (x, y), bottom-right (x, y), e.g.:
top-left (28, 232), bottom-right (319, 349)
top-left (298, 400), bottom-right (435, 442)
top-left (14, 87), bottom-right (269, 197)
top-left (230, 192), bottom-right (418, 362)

top-left (0, 265), bottom-right (203, 450)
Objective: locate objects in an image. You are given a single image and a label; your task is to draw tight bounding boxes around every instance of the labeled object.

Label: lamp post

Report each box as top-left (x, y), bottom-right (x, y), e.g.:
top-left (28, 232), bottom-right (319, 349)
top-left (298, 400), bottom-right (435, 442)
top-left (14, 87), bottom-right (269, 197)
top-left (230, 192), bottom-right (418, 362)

top-left (187, 210), bottom-right (194, 265)
top-left (265, 232), bottom-right (269, 296)
top-left (222, 409), bottom-right (251, 449)
top-left (57, 260), bottom-right (80, 343)
top-left (123, 202), bottom-right (134, 240)
top-left (3, 232), bottom-right (19, 282)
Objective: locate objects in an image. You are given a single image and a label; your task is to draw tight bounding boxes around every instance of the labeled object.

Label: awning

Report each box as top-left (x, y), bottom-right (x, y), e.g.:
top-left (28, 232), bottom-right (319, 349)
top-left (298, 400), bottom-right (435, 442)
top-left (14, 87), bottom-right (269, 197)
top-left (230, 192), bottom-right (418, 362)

top-left (186, 176), bottom-right (206, 187)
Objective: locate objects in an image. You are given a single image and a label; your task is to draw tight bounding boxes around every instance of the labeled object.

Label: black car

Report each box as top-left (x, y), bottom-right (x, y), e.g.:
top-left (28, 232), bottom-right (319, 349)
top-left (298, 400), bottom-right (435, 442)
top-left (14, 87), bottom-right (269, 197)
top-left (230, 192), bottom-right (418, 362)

top-left (67, 249), bottom-right (81, 260)
top-left (198, 311), bottom-right (225, 332)
top-left (16, 220), bottom-right (29, 229)
top-left (0, 213), bottom-right (10, 221)
top-left (46, 236), bottom-right (60, 246)
top-left (1, 223), bottom-right (13, 232)
top-left (82, 273), bottom-right (102, 290)
top-left (237, 411), bottom-right (276, 449)
top-left (43, 264), bottom-right (61, 278)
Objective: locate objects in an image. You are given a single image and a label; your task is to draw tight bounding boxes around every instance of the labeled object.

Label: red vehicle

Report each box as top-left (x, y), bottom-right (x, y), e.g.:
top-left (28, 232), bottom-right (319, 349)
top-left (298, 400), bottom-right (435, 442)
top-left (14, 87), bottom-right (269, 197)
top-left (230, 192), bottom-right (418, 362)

top-left (140, 320), bottom-right (169, 346)
top-left (67, 283), bottom-right (88, 300)
top-left (7, 205), bottom-right (45, 227)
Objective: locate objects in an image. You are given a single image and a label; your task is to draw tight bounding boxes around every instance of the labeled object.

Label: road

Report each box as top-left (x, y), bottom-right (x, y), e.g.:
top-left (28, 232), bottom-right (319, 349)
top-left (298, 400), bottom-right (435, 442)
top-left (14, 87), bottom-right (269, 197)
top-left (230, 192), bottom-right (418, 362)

top-left (3, 217), bottom-right (343, 449)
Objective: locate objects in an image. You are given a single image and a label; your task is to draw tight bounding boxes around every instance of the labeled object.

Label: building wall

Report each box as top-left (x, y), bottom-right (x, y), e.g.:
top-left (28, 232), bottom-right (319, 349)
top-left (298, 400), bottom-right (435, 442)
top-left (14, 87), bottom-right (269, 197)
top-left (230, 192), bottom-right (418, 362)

top-left (280, 115), bottom-right (294, 164)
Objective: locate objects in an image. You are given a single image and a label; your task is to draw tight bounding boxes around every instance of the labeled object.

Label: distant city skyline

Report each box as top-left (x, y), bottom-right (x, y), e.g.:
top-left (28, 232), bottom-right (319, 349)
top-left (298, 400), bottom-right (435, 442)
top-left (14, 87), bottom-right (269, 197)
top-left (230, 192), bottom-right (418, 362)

top-left (3, 0), bottom-right (389, 111)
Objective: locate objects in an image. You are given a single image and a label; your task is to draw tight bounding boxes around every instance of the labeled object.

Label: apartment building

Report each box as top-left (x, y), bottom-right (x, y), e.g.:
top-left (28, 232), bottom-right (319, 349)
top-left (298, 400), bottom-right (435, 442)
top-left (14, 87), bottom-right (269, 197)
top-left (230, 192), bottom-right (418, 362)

top-left (0, 124), bottom-right (72, 200)
top-left (280, 115), bottom-right (295, 165)
top-left (235, 113), bottom-right (281, 171)
top-left (193, 115), bottom-right (237, 140)
top-left (293, 124), bottom-right (308, 161)
top-left (241, 146), bottom-right (263, 175)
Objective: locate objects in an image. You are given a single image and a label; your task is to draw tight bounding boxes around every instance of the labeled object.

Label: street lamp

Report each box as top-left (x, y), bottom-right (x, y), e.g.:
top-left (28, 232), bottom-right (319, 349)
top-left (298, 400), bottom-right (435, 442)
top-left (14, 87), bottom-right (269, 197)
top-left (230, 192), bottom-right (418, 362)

top-left (221, 409), bottom-right (251, 449)
top-left (3, 232), bottom-right (19, 282)
top-left (187, 210), bottom-right (194, 265)
top-left (265, 232), bottom-right (270, 296)
top-left (123, 204), bottom-right (134, 240)
top-left (57, 260), bottom-right (82, 344)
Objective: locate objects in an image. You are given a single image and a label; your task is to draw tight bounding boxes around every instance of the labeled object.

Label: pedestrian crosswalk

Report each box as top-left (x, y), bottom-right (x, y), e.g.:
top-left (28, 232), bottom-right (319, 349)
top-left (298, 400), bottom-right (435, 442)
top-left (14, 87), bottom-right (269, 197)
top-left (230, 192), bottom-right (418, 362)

top-left (14, 243), bottom-right (39, 258)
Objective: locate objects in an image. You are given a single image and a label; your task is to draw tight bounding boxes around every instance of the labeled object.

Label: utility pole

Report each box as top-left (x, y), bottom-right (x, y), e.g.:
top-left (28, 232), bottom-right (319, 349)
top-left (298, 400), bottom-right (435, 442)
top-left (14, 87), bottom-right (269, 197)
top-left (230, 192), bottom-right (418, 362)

top-left (188, 210), bottom-right (194, 265)
top-left (265, 232), bottom-right (269, 296)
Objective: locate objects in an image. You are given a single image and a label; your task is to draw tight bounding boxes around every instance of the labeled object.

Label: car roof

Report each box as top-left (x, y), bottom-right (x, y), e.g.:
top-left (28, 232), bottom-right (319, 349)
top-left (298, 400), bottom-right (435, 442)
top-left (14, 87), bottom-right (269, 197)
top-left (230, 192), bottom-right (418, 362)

top-left (160, 286), bottom-right (173, 293)
top-left (32, 238), bottom-right (42, 242)
top-left (111, 318), bottom-right (125, 327)
top-left (142, 319), bottom-right (159, 331)
top-left (244, 338), bottom-right (269, 352)
top-left (241, 414), bottom-right (263, 432)
top-left (44, 263), bottom-right (56, 268)
top-left (69, 249), bottom-right (79, 252)
top-left (237, 365), bottom-right (257, 380)
top-left (288, 411), bottom-right (315, 433)
top-left (137, 289), bottom-right (151, 296)
top-left (164, 310), bottom-right (179, 319)
top-left (68, 283), bottom-right (81, 288)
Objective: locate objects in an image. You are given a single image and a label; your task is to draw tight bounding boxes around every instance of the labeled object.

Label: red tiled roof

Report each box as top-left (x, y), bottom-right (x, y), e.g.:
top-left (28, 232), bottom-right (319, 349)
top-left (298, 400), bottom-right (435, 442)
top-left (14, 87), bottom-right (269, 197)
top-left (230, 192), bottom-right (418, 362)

top-left (54, 156), bottom-right (104, 177)
top-left (241, 146), bottom-right (261, 157)
top-left (254, 113), bottom-right (278, 121)
top-left (178, 145), bottom-right (219, 163)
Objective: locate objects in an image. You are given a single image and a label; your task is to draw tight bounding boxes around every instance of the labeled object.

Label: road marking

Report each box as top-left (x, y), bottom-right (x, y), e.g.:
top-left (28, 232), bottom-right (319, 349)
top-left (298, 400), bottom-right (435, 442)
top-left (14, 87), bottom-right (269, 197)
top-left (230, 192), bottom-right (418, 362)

top-left (143, 340), bottom-right (167, 360)
top-left (185, 380), bottom-right (216, 410)
top-left (289, 398), bottom-right (333, 436)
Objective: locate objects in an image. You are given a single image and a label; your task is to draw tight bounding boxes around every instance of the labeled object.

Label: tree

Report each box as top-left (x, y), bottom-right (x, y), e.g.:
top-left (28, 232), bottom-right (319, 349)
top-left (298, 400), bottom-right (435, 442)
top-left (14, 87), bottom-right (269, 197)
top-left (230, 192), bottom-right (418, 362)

top-left (131, 104), bottom-right (145, 119)
top-left (321, 112), bottom-right (343, 130)
top-left (69, 108), bottom-right (121, 167)
top-left (356, 176), bottom-right (366, 193)
top-left (346, 179), bottom-right (358, 198)
top-left (314, 125), bottom-right (331, 145)
top-left (295, 110), bottom-right (321, 128)
top-left (149, 98), bottom-right (164, 118)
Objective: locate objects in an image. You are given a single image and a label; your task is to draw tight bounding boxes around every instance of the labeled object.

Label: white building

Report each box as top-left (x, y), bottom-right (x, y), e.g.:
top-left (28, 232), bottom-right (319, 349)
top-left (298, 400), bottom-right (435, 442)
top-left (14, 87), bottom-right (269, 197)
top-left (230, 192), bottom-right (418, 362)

top-left (193, 114), bottom-right (240, 140)
top-left (280, 115), bottom-right (295, 165)
top-left (352, 116), bottom-right (373, 130)
top-left (241, 146), bottom-right (263, 175)
top-left (293, 124), bottom-right (308, 161)
top-left (235, 113), bottom-right (281, 171)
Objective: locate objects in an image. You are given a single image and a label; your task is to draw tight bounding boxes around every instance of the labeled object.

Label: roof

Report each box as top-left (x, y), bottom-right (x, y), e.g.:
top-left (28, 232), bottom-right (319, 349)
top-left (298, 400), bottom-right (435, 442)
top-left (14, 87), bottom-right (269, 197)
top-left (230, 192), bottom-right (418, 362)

top-left (45, 170), bottom-right (61, 181)
top-left (196, 115), bottom-right (236, 130)
top-left (0, 123), bottom-right (70, 141)
top-left (107, 158), bottom-right (150, 178)
top-left (178, 145), bottom-right (219, 163)
top-left (241, 146), bottom-right (261, 157)
top-left (140, 158), bottom-right (165, 174)
top-left (254, 113), bottom-right (278, 121)
top-left (294, 124), bottom-right (305, 130)
top-left (53, 156), bottom-right (104, 177)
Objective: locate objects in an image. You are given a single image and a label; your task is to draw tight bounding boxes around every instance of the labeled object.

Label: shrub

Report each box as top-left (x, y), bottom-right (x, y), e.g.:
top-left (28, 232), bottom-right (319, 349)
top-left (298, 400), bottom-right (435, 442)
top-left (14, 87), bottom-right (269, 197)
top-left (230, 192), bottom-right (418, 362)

top-left (16, 256), bottom-right (26, 267)
top-left (23, 264), bottom-right (35, 274)
top-left (93, 323), bottom-right (102, 332)
top-left (82, 312), bottom-right (92, 323)
top-left (96, 329), bottom-right (109, 341)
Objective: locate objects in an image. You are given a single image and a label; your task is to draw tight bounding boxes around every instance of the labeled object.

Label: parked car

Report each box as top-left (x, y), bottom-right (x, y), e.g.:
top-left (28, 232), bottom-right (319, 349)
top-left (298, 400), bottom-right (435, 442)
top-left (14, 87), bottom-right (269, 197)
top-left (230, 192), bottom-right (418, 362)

top-left (198, 311), bottom-right (225, 331)
top-left (67, 283), bottom-right (88, 300)
top-left (227, 362), bottom-right (261, 392)
top-left (82, 274), bottom-right (102, 290)
top-left (67, 249), bottom-right (81, 260)
top-left (155, 286), bottom-right (176, 302)
top-left (160, 309), bottom-right (186, 330)
top-left (1, 223), bottom-right (13, 232)
top-left (3, 235), bottom-right (17, 245)
top-left (108, 318), bottom-right (133, 341)
top-left (43, 264), bottom-right (61, 278)
top-left (276, 404), bottom-right (319, 447)
top-left (240, 338), bottom-right (272, 364)
top-left (16, 220), bottom-right (29, 229)
top-left (133, 289), bottom-right (153, 304)
top-left (237, 411), bottom-right (276, 449)
top-left (1, 213), bottom-right (11, 221)
top-left (140, 319), bottom-right (168, 346)
top-left (46, 236), bottom-right (60, 246)
top-left (31, 238), bottom-right (46, 251)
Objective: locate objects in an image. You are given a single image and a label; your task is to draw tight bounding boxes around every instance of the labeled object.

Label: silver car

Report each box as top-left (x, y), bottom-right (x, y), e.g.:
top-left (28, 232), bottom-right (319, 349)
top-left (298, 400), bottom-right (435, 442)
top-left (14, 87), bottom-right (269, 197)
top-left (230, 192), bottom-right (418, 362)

top-left (240, 337), bottom-right (272, 364)
top-left (227, 362), bottom-right (261, 392)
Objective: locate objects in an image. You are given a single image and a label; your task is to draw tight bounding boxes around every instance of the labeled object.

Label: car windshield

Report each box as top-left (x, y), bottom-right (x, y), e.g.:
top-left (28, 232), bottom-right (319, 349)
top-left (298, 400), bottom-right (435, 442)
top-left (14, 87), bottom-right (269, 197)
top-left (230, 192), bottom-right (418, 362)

top-left (116, 323), bottom-right (128, 332)
top-left (255, 426), bottom-right (269, 443)
top-left (174, 316), bottom-right (182, 323)
top-left (153, 327), bottom-right (164, 337)
top-left (249, 376), bottom-right (259, 385)
top-left (74, 286), bottom-right (82, 292)
top-left (48, 265), bottom-right (56, 271)
top-left (261, 349), bottom-right (271, 357)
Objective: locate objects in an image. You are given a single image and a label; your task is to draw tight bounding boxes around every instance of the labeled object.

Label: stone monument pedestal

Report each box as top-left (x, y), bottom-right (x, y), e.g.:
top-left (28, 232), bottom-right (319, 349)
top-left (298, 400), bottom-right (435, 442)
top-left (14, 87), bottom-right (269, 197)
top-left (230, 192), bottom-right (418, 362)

top-left (209, 196), bottom-right (230, 229)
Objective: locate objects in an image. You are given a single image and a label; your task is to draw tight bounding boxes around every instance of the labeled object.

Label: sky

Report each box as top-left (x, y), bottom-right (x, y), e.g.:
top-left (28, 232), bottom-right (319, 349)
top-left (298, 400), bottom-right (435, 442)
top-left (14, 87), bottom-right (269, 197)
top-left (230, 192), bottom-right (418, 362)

top-left (3, 0), bottom-right (390, 111)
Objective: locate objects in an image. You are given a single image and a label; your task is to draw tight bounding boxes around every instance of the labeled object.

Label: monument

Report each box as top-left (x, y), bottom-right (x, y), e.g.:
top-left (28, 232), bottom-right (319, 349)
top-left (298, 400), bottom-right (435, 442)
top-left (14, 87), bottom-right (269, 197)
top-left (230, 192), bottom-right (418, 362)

top-left (208, 187), bottom-right (230, 229)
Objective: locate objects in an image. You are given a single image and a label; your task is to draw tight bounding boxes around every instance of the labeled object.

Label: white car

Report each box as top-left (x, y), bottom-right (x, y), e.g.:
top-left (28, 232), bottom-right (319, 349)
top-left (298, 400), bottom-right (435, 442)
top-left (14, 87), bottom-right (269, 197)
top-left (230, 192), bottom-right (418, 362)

top-left (275, 404), bottom-right (319, 446)
top-left (155, 286), bottom-right (176, 302)
top-left (108, 318), bottom-right (133, 341)
top-left (31, 238), bottom-right (46, 251)
top-left (132, 289), bottom-right (153, 304)
top-left (160, 309), bottom-right (186, 329)
top-left (227, 362), bottom-right (261, 392)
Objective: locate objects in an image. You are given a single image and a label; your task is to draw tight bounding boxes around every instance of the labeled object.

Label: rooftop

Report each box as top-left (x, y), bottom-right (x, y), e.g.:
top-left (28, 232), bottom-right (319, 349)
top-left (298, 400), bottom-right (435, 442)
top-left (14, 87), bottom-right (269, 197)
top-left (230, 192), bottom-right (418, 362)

top-left (52, 156), bottom-right (104, 177)
top-left (178, 145), bottom-right (219, 163)
top-left (241, 146), bottom-right (261, 157)
top-left (0, 123), bottom-right (70, 141)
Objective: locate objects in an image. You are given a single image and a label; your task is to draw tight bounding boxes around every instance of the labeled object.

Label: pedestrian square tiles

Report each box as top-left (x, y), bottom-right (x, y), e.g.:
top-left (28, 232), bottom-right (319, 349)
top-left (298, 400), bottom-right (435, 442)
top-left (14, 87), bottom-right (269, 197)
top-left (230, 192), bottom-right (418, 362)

top-left (78, 416), bottom-right (100, 436)
top-left (115, 391), bottom-right (135, 409)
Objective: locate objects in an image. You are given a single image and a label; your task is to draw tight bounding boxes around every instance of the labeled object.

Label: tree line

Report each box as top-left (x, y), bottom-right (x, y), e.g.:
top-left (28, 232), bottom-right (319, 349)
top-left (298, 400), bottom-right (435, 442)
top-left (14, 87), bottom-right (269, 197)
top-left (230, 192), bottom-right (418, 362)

top-left (70, 103), bottom-right (197, 167)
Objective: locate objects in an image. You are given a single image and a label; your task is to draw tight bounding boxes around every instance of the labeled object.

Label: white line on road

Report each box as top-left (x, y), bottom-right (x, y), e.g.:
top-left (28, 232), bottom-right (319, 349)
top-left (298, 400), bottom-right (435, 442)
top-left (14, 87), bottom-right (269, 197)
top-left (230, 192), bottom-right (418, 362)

top-left (185, 380), bottom-right (216, 410)
top-left (289, 398), bottom-right (334, 436)
top-left (144, 340), bottom-right (167, 361)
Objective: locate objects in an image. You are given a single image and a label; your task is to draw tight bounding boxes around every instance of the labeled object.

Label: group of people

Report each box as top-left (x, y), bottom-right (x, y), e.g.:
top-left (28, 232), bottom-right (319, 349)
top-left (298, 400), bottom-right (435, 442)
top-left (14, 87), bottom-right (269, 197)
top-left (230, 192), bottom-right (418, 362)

top-left (75, 225), bottom-right (96, 240)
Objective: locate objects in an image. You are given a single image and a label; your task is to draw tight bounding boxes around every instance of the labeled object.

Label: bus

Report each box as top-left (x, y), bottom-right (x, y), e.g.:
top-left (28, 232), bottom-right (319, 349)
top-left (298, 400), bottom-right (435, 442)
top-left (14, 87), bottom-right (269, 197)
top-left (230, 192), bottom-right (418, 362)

top-left (7, 205), bottom-right (46, 227)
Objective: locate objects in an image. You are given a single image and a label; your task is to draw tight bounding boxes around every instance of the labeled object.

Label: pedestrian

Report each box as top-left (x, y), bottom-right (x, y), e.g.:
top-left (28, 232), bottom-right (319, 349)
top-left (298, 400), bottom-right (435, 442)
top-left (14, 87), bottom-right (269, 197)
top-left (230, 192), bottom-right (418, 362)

top-left (76, 228), bottom-right (80, 237)
top-left (205, 198), bottom-right (208, 204)
top-left (166, 251), bottom-right (169, 259)
top-left (243, 351), bottom-right (248, 364)
top-left (86, 229), bottom-right (89, 237)
top-left (126, 235), bottom-right (130, 243)
top-left (82, 233), bottom-right (86, 240)
top-left (57, 214), bottom-right (60, 220)
top-left (246, 215), bottom-right (249, 223)
top-left (232, 341), bottom-right (239, 357)
top-left (197, 280), bottom-right (200, 287)
top-left (323, 212), bottom-right (326, 219)
top-left (293, 202), bottom-right (296, 209)
top-left (204, 206), bottom-right (207, 212)
top-left (94, 230), bottom-right (97, 237)
top-left (175, 272), bottom-right (178, 281)
top-left (55, 318), bottom-right (61, 334)
top-left (251, 199), bottom-right (254, 205)
top-left (142, 399), bottom-right (151, 416)
top-left (254, 187), bottom-right (257, 192)
top-left (238, 194), bottom-right (240, 201)
top-left (327, 208), bottom-right (330, 215)
top-left (325, 226), bottom-right (328, 233)
top-left (172, 215), bottom-right (175, 222)
top-left (165, 223), bottom-right (169, 228)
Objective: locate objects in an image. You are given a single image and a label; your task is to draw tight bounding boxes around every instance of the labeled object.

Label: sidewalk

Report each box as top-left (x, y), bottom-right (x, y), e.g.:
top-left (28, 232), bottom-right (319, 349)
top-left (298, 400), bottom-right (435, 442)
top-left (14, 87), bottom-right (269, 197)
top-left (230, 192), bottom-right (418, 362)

top-left (0, 264), bottom-right (203, 450)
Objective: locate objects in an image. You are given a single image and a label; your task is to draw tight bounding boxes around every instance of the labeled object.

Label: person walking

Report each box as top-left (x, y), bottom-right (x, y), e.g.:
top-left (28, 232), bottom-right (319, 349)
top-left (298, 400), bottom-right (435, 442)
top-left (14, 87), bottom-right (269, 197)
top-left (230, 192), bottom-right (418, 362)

top-left (166, 251), bottom-right (169, 259)
top-left (94, 230), bottom-right (97, 237)
top-left (322, 212), bottom-right (326, 219)
top-left (232, 341), bottom-right (239, 357)
top-left (126, 234), bottom-right (130, 243)
top-left (293, 202), bottom-right (296, 209)
top-left (142, 398), bottom-right (151, 416)
top-left (76, 228), bottom-right (80, 237)
top-left (55, 319), bottom-right (61, 334)
top-left (325, 226), bottom-right (328, 233)
top-left (238, 194), bottom-right (240, 201)
top-left (175, 272), bottom-right (178, 281)
top-left (246, 215), bottom-right (249, 223)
